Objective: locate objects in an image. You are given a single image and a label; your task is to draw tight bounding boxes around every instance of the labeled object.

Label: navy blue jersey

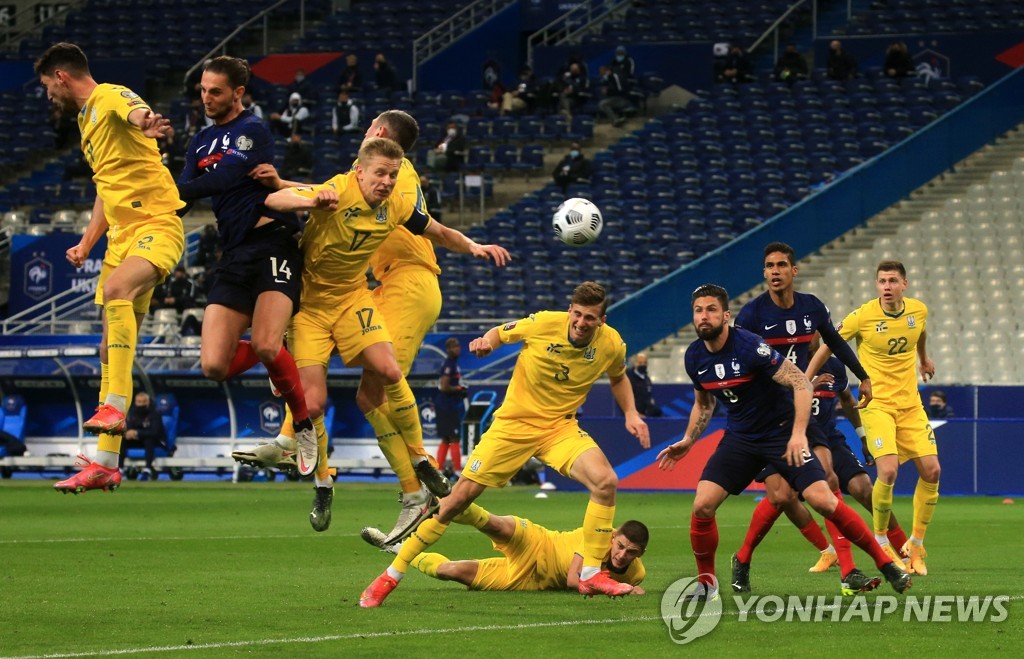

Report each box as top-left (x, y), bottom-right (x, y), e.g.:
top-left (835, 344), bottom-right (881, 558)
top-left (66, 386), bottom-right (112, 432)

top-left (178, 110), bottom-right (297, 252)
top-left (437, 356), bottom-right (463, 409)
top-left (735, 291), bottom-right (869, 381)
top-left (685, 327), bottom-right (790, 439)
top-left (812, 355), bottom-right (848, 435)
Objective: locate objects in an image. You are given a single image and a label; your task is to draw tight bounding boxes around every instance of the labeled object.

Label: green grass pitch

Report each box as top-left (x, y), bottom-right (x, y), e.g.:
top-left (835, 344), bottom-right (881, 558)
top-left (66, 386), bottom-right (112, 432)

top-left (1, 480), bottom-right (1021, 657)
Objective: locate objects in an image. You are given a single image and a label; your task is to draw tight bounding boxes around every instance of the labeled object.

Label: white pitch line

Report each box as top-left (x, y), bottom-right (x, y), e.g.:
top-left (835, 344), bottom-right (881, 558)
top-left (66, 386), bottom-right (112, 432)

top-left (5, 595), bottom-right (1022, 659)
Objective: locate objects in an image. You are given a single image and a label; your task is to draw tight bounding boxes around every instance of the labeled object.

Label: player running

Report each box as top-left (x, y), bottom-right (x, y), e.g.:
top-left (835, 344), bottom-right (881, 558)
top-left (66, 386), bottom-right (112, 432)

top-left (38, 43), bottom-right (185, 493)
top-left (657, 284), bottom-right (911, 601)
top-left (359, 282), bottom-right (651, 607)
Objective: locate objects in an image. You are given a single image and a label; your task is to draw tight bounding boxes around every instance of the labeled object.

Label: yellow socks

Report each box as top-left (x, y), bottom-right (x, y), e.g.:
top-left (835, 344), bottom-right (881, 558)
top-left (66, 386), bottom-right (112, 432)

top-left (383, 378), bottom-right (425, 455)
top-left (313, 414), bottom-right (330, 483)
top-left (581, 499), bottom-right (615, 578)
top-left (391, 517), bottom-right (448, 574)
top-left (872, 479), bottom-right (895, 538)
top-left (366, 403), bottom-right (420, 494)
top-left (104, 300), bottom-right (136, 412)
top-left (95, 361), bottom-right (121, 455)
top-left (912, 479), bottom-right (940, 541)
top-left (452, 503), bottom-right (490, 529)
top-left (411, 552), bottom-right (449, 579)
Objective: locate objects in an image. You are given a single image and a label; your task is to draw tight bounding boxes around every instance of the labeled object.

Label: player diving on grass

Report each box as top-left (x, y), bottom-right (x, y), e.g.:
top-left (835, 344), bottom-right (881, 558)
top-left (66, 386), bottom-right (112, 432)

top-left (403, 502), bottom-right (648, 594)
top-left (359, 282), bottom-right (651, 607)
top-left (259, 136), bottom-right (509, 531)
top-left (656, 284), bottom-right (911, 602)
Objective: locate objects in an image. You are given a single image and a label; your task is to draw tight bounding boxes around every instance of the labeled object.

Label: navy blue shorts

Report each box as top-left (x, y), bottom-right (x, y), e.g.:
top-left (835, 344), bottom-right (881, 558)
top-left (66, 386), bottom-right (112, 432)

top-left (702, 430), bottom-right (827, 496)
top-left (435, 402), bottom-right (462, 440)
top-left (207, 221), bottom-right (303, 316)
top-left (827, 430), bottom-right (868, 493)
top-left (754, 423), bottom-right (830, 483)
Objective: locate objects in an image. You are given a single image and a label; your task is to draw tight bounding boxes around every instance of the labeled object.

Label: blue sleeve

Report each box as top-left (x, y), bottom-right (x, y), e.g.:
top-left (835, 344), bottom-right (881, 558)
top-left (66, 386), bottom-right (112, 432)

top-left (819, 315), bottom-right (869, 381)
top-left (177, 157), bottom-right (251, 201)
top-left (684, 347), bottom-right (704, 391)
top-left (734, 303), bottom-right (754, 330)
top-left (178, 135), bottom-right (199, 186)
top-left (744, 332), bottom-right (784, 378)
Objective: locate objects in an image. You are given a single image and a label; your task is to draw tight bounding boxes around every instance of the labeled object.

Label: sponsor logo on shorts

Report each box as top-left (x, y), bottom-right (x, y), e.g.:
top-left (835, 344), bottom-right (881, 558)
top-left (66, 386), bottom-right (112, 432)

top-left (469, 459), bottom-right (482, 473)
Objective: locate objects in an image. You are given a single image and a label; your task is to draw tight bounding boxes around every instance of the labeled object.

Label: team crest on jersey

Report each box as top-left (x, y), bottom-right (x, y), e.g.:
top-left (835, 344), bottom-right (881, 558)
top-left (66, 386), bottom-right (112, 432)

top-left (583, 347), bottom-right (596, 361)
top-left (803, 317), bottom-right (812, 330)
top-left (375, 205), bottom-right (388, 224)
top-left (715, 364), bottom-right (726, 379)
top-left (731, 358), bottom-right (741, 374)
top-left (907, 315), bottom-right (916, 328)
top-left (235, 135), bottom-right (253, 151)
top-left (786, 319), bottom-right (797, 335)
top-left (756, 343), bottom-right (771, 357)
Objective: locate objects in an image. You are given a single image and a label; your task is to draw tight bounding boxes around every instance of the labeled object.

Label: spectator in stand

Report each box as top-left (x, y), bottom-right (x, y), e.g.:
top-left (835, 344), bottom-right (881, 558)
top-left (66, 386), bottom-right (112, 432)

top-left (927, 391), bottom-right (954, 419)
top-left (501, 66), bottom-right (537, 116)
top-left (184, 97), bottom-right (213, 137)
top-left (610, 45), bottom-right (636, 82)
top-left (152, 265), bottom-right (196, 314)
top-left (118, 392), bottom-right (167, 481)
top-left (287, 68), bottom-right (314, 101)
top-left (185, 59), bottom-right (211, 100)
top-left (374, 53), bottom-right (399, 93)
top-left (332, 90), bottom-right (361, 134)
top-left (429, 121), bottom-right (467, 172)
top-left (157, 125), bottom-right (185, 173)
top-left (827, 40), bottom-right (858, 80)
top-left (774, 43), bottom-right (809, 85)
top-left (884, 41), bottom-right (914, 79)
top-left (242, 92), bottom-right (263, 120)
top-left (597, 65), bottom-right (632, 127)
top-left (339, 53), bottom-right (363, 94)
top-left (281, 132), bottom-right (313, 181)
top-left (625, 353), bottom-right (662, 418)
top-left (270, 92), bottom-right (310, 137)
top-left (558, 62), bottom-right (591, 119)
top-left (50, 103), bottom-right (78, 148)
top-left (196, 223), bottom-right (219, 268)
top-left (717, 44), bottom-right (754, 84)
top-left (420, 172), bottom-right (443, 222)
top-left (552, 142), bottom-right (592, 194)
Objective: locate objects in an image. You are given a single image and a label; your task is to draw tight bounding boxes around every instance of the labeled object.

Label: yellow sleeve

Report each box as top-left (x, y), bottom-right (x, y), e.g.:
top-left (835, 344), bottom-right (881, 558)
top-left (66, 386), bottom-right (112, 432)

top-left (627, 558), bottom-right (645, 586)
top-left (107, 86), bottom-right (151, 122)
top-left (497, 312), bottom-right (544, 344)
top-left (292, 175), bottom-right (343, 199)
top-left (607, 339), bottom-right (627, 379)
top-left (838, 308), bottom-right (860, 341)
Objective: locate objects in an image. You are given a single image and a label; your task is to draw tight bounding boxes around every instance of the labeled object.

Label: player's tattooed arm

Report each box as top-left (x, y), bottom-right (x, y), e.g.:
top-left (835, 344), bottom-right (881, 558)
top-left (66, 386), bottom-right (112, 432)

top-left (773, 358), bottom-right (811, 392)
top-left (773, 359), bottom-right (812, 466)
top-left (688, 390), bottom-right (716, 441)
top-left (657, 390), bottom-right (714, 470)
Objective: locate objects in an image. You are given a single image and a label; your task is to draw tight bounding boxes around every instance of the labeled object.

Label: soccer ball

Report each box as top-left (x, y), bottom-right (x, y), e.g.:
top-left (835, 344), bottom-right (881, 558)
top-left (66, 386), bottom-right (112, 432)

top-left (552, 198), bottom-right (603, 247)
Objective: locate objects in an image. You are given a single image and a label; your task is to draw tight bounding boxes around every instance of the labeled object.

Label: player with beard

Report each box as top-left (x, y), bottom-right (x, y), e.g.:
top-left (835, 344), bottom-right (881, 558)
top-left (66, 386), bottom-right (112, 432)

top-left (656, 284), bottom-right (911, 601)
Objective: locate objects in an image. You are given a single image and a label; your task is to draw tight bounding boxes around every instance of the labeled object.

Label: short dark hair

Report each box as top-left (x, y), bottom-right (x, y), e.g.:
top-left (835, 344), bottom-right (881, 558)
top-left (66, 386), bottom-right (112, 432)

top-left (931, 390), bottom-right (946, 403)
top-left (204, 56), bottom-right (250, 89)
top-left (877, 260), bottom-right (907, 278)
top-left (571, 281), bottom-right (608, 315)
top-left (35, 42), bottom-right (90, 77)
top-left (376, 110), bottom-right (420, 152)
top-left (691, 284), bottom-right (729, 310)
top-left (617, 520), bottom-right (649, 549)
top-left (764, 241), bottom-right (796, 266)
top-left (445, 337), bottom-right (460, 349)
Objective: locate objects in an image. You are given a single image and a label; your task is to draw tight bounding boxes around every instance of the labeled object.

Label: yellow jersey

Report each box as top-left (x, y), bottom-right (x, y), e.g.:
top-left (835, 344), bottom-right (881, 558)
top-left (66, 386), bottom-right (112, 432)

top-left (539, 527), bottom-right (645, 590)
top-left (78, 83), bottom-right (184, 226)
top-left (837, 297), bottom-right (928, 409)
top-left (494, 311), bottom-right (627, 428)
top-left (367, 158), bottom-right (440, 281)
top-left (296, 171), bottom-right (429, 314)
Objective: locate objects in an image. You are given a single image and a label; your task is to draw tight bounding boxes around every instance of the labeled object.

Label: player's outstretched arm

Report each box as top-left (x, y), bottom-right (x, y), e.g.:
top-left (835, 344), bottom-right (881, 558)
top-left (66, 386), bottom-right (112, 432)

top-left (818, 320), bottom-right (872, 407)
top-left (773, 359), bottom-right (812, 466)
top-left (469, 327), bottom-right (502, 358)
top-left (657, 389), bottom-right (715, 470)
top-left (609, 372), bottom-right (650, 448)
top-left (805, 345), bottom-right (832, 381)
top-left (66, 197), bottom-right (109, 268)
top-left (249, 163), bottom-right (305, 190)
top-left (264, 187), bottom-right (338, 212)
top-left (838, 389), bottom-right (873, 466)
top-left (917, 330), bottom-right (935, 382)
top-left (422, 220), bottom-right (510, 265)
top-left (127, 108), bottom-right (171, 139)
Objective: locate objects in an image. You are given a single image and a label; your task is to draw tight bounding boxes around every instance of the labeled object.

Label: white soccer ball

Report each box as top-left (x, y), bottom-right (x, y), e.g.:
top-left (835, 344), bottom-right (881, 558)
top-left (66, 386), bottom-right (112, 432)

top-left (552, 198), bottom-right (603, 247)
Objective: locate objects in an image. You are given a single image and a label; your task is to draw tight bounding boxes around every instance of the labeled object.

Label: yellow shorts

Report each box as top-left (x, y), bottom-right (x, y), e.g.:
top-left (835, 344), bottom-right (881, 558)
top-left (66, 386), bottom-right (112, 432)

top-left (95, 215), bottom-right (185, 313)
top-left (470, 517), bottom-right (562, 591)
top-left (462, 417), bottom-right (599, 488)
top-left (289, 287), bottom-right (393, 369)
top-left (373, 267), bottom-right (441, 376)
top-left (861, 404), bottom-right (937, 464)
